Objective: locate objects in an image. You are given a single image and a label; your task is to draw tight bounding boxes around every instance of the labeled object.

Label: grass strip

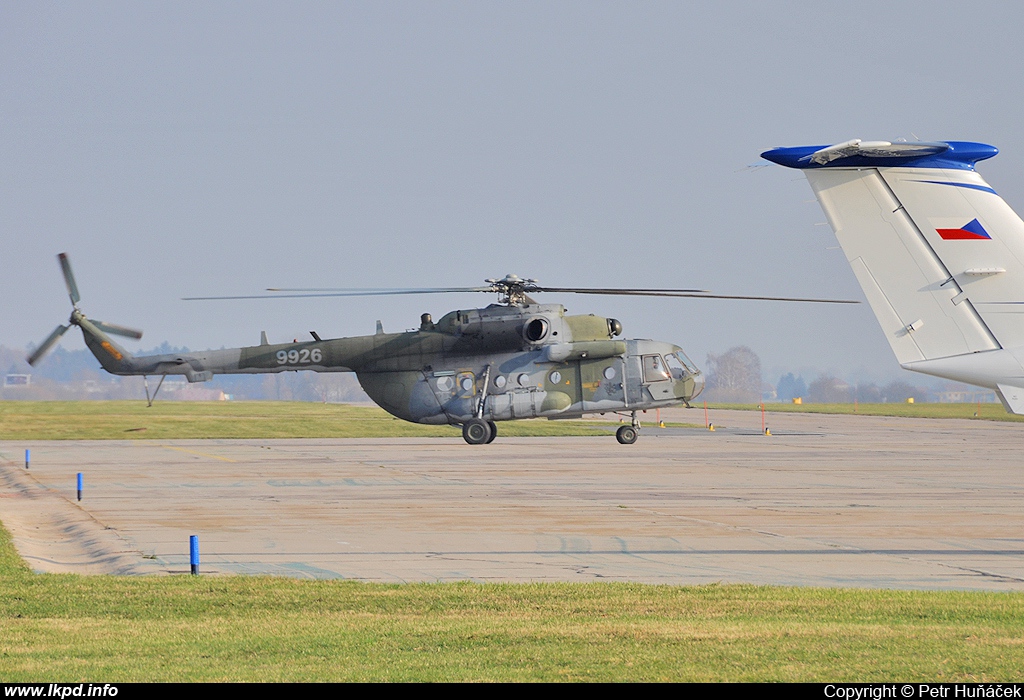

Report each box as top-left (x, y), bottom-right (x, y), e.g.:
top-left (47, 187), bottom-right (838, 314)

top-left (0, 402), bottom-right (619, 440)
top-left (711, 401), bottom-right (1024, 422)
top-left (1, 521), bottom-right (1022, 681)
top-left (1, 401), bottom-right (1017, 443)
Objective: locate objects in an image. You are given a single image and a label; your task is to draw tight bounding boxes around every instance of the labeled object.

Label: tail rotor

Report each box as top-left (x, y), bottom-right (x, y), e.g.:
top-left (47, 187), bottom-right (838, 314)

top-left (26, 253), bottom-right (143, 367)
top-left (58, 252), bottom-right (80, 306)
top-left (27, 324), bottom-right (71, 367)
top-left (90, 320), bottom-right (143, 339)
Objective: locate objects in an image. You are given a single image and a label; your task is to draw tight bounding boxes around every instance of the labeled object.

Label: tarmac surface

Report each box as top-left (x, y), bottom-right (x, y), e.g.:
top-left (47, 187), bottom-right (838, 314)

top-left (1, 408), bottom-right (1023, 589)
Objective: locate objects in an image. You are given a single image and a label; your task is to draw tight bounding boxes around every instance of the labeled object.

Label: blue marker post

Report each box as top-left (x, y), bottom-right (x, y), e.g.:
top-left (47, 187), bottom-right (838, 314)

top-left (76, 472), bottom-right (83, 501)
top-left (24, 448), bottom-right (29, 470)
top-left (190, 535), bottom-right (199, 576)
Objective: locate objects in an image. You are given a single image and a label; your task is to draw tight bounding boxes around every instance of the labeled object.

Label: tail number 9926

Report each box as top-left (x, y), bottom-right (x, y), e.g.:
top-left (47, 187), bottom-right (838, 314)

top-left (276, 348), bottom-right (324, 365)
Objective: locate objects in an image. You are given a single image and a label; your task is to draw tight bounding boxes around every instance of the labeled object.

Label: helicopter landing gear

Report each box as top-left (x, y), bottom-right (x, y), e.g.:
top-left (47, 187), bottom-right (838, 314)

top-left (616, 425), bottom-right (638, 444)
top-left (615, 412), bottom-right (641, 444)
top-left (486, 421), bottom-right (497, 443)
top-left (462, 418), bottom-right (493, 445)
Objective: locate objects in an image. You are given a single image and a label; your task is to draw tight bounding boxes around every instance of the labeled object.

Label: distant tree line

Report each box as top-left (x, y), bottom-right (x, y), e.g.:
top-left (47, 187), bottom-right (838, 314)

top-left (704, 346), bottom-right (762, 403)
top-left (702, 346), bottom-right (935, 404)
top-left (796, 375), bottom-right (931, 404)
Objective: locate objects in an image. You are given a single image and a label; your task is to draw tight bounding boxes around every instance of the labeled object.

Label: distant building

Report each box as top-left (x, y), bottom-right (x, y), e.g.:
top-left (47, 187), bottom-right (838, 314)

top-left (936, 390), bottom-right (998, 404)
top-left (4, 374), bottom-right (30, 387)
top-left (170, 385), bottom-right (230, 401)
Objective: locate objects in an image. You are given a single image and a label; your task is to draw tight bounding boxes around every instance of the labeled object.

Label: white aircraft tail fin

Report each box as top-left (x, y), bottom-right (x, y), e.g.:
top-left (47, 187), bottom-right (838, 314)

top-left (763, 139), bottom-right (1024, 409)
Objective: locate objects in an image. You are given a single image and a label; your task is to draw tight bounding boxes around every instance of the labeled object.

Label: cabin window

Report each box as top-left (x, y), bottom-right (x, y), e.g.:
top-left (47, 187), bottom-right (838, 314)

top-left (642, 355), bottom-right (670, 383)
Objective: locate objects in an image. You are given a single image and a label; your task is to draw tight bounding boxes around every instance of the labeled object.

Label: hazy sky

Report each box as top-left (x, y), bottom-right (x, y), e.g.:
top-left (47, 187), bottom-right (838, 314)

top-left (4, 1), bottom-right (1024, 385)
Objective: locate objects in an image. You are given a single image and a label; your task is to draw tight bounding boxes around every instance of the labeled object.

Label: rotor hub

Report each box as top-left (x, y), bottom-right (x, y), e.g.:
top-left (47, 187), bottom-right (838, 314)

top-left (485, 274), bottom-right (539, 306)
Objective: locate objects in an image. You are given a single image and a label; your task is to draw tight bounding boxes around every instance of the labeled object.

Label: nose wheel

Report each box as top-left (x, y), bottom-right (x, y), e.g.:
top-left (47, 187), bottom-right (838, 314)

top-left (616, 425), bottom-right (638, 444)
top-left (615, 412), bottom-right (641, 444)
top-left (462, 418), bottom-right (494, 445)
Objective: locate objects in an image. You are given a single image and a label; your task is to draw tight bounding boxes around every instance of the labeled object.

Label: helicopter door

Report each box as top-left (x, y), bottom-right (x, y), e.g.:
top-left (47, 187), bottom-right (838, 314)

top-left (642, 354), bottom-right (675, 401)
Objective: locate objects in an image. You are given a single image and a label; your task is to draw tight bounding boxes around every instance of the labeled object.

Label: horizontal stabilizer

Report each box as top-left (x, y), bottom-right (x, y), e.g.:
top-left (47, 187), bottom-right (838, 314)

top-left (808, 140), bottom-right (949, 165)
top-left (186, 370), bottom-right (213, 383)
top-left (763, 140), bottom-right (998, 171)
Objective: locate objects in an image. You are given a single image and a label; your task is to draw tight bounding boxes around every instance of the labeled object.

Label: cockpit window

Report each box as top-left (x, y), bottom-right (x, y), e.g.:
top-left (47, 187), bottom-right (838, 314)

top-left (670, 351), bottom-right (698, 374)
top-left (665, 353), bottom-right (691, 380)
top-left (642, 355), bottom-right (670, 383)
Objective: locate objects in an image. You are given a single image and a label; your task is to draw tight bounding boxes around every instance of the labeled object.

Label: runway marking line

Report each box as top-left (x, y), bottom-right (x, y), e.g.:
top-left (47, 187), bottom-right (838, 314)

top-left (156, 444), bottom-right (237, 463)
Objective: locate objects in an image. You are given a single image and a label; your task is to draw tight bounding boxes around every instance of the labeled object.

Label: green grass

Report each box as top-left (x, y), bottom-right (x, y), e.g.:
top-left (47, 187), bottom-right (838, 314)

top-left (2, 400), bottom-right (1010, 442)
top-left (0, 401), bottom-right (1012, 442)
top-left (712, 401), bottom-right (1024, 422)
top-left (0, 401), bottom-right (618, 440)
top-left (1, 522), bottom-right (1022, 681)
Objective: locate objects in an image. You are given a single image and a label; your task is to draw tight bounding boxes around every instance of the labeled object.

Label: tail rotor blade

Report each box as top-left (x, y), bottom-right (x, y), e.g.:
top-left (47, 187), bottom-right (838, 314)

top-left (27, 325), bottom-right (70, 366)
top-left (58, 253), bottom-right (80, 306)
top-left (91, 319), bottom-right (144, 340)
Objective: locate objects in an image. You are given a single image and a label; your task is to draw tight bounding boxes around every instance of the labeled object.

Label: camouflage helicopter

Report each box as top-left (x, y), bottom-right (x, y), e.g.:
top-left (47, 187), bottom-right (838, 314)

top-left (29, 254), bottom-right (854, 445)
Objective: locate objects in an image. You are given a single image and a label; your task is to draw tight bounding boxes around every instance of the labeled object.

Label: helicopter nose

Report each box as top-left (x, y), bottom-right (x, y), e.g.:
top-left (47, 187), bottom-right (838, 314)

top-left (689, 371), bottom-right (705, 400)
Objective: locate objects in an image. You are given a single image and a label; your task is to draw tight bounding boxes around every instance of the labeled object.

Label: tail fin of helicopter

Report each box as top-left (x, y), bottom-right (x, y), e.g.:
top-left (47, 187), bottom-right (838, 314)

top-left (77, 314), bottom-right (140, 374)
top-left (762, 140), bottom-right (1024, 411)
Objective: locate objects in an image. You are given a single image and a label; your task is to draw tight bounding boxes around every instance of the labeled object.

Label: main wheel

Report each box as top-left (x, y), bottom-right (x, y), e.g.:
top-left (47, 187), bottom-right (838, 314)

top-left (462, 419), bottom-right (493, 445)
top-left (616, 425), bottom-right (638, 444)
top-left (486, 421), bottom-right (497, 443)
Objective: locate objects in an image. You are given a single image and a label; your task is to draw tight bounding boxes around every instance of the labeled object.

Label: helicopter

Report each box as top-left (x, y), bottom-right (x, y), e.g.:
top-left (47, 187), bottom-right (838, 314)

top-left (28, 254), bottom-right (856, 445)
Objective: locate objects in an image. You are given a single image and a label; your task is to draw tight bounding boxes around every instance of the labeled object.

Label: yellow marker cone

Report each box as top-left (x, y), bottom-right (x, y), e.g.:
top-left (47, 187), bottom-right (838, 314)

top-left (708, 424), bottom-right (715, 431)
top-left (765, 428), bottom-right (771, 436)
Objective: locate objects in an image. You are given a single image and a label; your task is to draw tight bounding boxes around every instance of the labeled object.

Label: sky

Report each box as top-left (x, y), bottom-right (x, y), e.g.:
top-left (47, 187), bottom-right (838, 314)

top-left (4, 1), bottom-right (1024, 386)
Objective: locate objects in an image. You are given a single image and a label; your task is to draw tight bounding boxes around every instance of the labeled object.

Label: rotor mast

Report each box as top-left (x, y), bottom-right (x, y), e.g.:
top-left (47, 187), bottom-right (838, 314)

top-left (485, 274), bottom-right (540, 306)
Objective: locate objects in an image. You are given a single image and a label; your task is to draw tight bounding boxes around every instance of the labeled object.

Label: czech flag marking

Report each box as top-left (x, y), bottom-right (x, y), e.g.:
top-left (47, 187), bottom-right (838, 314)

top-left (936, 218), bottom-right (991, 240)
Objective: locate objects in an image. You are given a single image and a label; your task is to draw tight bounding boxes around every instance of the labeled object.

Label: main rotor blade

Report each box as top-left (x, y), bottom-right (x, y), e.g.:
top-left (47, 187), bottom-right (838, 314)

top-left (58, 253), bottom-right (80, 306)
top-left (535, 286), bottom-right (710, 295)
top-left (184, 286), bottom-right (494, 301)
top-left (27, 324), bottom-right (69, 366)
top-left (183, 284), bottom-right (859, 304)
top-left (265, 286), bottom-right (494, 293)
top-left (91, 319), bottom-right (144, 339)
top-left (538, 287), bottom-right (860, 303)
